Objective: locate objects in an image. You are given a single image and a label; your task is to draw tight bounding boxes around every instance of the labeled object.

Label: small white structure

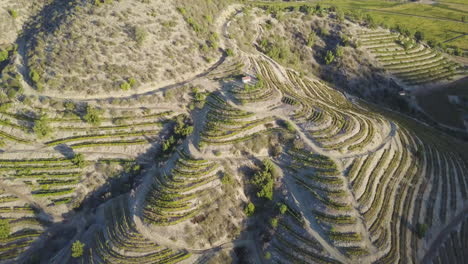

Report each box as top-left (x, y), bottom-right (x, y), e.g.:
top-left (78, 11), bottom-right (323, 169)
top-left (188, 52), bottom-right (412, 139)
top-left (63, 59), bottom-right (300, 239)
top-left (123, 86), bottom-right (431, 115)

top-left (242, 76), bottom-right (252, 84)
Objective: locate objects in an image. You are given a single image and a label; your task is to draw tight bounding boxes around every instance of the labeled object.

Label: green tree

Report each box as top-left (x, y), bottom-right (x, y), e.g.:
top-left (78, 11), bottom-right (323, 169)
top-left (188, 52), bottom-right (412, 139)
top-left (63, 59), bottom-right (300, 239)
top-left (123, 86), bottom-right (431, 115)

top-left (120, 81), bottom-right (131, 91)
top-left (279, 203), bottom-right (287, 214)
top-left (83, 105), bottom-right (101, 126)
top-left (251, 159), bottom-right (276, 200)
top-left (282, 120), bottom-right (296, 133)
top-left (71, 240), bottom-right (84, 258)
top-left (244, 202), bottom-right (255, 216)
top-left (264, 251), bottom-right (272, 260)
top-left (270, 217), bottom-right (278, 228)
top-left (0, 219), bottom-right (10, 239)
top-left (414, 31), bottom-right (424, 42)
top-left (30, 69), bottom-right (40, 84)
top-left (71, 153), bottom-right (86, 168)
top-left (33, 114), bottom-right (52, 138)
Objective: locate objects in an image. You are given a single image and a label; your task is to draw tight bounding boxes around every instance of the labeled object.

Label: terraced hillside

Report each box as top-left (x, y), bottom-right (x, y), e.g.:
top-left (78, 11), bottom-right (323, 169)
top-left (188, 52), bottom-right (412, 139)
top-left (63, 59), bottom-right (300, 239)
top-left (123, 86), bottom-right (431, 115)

top-left (243, 56), bottom-right (468, 264)
top-left (0, 1), bottom-right (467, 264)
top-left (356, 30), bottom-right (465, 87)
top-left (0, 189), bottom-right (46, 263)
top-left (63, 195), bottom-right (192, 264)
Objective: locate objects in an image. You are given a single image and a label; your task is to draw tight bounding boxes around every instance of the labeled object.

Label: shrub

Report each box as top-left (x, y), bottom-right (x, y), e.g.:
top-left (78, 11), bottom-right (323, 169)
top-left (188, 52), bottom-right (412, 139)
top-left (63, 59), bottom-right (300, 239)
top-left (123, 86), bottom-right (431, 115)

top-left (278, 203), bottom-right (287, 214)
top-left (120, 81), bottom-right (131, 91)
top-left (226, 48), bottom-right (234, 56)
top-left (64, 101), bottom-right (75, 111)
top-left (281, 120), bottom-right (295, 133)
top-left (335, 45), bottom-right (344, 58)
top-left (270, 217), bottom-right (278, 228)
top-left (8, 9), bottom-right (18, 19)
top-left (272, 144), bottom-right (283, 157)
top-left (244, 202), bottom-right (255, 216)
top-left (264, 252), bottom-right (271, 260)
top-left (221, 173), bottom-right (233, 185)
top-left (0, 50), bottom-right (8, 63)
top-left (71, 240), bottom-right (84, 258)
top-left (307, 32), bottom-right (316, 47)
top-left (0, 102), bottom-right (12, 112)
top-left (0, 219), bottom-right (10, 239)
top-left (128, 77), bottom-right (137, 87)
top-left (319, 27), bottom-right (329, 37)
top-left (324, 50), bottom-right (335, 65)
top-left (133, 26), bottom-right (147, 46)
top-left (7, 89), bottom-right (17, 99)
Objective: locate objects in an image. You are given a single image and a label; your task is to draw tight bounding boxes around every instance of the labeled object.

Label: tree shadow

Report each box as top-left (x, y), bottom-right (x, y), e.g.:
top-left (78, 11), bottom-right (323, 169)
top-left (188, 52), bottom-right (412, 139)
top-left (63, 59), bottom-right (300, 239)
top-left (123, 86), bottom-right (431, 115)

top-left (53, 144), bottom-right (75, 159)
